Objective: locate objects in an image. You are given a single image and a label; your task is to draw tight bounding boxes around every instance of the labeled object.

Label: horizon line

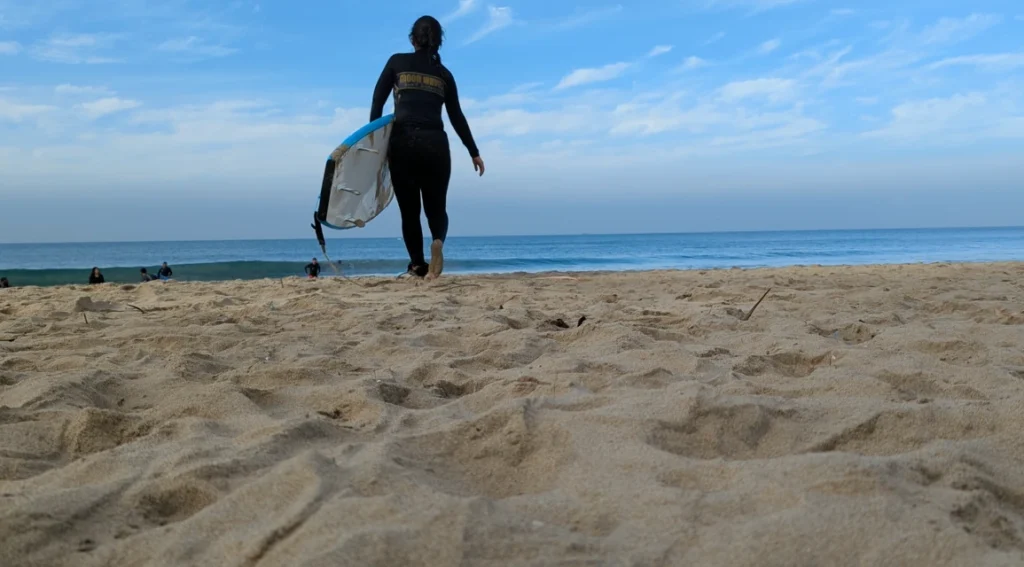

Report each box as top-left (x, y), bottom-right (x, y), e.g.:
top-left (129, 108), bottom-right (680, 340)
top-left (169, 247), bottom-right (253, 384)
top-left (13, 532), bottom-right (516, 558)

top-left (1, 224), bottom-right (1023, 246)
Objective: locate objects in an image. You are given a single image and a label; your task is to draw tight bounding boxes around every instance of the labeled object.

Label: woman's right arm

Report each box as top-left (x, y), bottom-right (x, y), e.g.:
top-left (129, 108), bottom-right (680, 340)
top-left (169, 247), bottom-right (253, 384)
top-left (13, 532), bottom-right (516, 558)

top-left (370, 55), bottom-right (396, 122)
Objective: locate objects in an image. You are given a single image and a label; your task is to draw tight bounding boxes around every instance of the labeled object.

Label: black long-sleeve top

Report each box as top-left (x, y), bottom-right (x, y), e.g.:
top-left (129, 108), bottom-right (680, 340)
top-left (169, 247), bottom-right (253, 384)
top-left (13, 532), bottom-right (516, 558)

top-left (370, 52), bottom-right (480, 158)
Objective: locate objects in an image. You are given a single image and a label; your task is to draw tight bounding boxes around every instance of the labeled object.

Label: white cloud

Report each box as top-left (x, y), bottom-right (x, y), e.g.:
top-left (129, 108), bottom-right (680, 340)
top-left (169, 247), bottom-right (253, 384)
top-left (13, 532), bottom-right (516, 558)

top-left (0, 99), bottom-right (55, 122)
top-left (919, 13), bottom-right (1001, 45)
top-left (758, 38), bottom-right (781, 54)
top-left (648, 45), bottom-right (673, 58)
top-left (704, 31), bottom-right (726, 45)
top-left (157, 36), bottom-right (238, 58)
top-left (77, 97), bottom-right (142, 119)
top-left (554, 62), bottom-right (631, 90)
top-left (802, 46), bottom-right (923, 89)
top-left (718, 78), bottom-right (796, 102)
top-left (0, 41), bottom-right (21, 55)
top-left (55, 84), bottom-right (113, 96)
top-left (928, 52), bottom-right (1024, 71)
top-left (465, 6), bottom-right (513, 44)
top-left (696, 0), bottom-right (809, 13)
top-left (863, 93), bottom-right (990, 141)
top-left (443, 0), bottom-right (478, 23)
top-left (679, 56), bottom-right (708, 70)
top-left (31, 33), bottom-right (121, 64)
top-left (552, 5), bottom-right (623, 29)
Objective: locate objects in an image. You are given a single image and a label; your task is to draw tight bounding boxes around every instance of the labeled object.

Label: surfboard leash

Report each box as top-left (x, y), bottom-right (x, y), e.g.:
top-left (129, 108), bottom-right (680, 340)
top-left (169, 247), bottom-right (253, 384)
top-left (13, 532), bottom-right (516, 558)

top-left (311, 213), bottom-right (342, 276)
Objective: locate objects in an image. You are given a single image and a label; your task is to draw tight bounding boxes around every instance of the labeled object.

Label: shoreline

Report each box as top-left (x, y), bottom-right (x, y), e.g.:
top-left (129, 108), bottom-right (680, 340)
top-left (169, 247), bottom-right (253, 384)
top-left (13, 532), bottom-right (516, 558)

top-left (2, 258), bottom-right (1023, 289)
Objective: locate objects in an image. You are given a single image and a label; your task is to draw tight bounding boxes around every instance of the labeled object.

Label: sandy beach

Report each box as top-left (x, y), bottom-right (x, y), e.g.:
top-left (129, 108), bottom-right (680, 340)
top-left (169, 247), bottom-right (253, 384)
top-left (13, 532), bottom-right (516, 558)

top-left (2, 262), bottom-right (1024, 566)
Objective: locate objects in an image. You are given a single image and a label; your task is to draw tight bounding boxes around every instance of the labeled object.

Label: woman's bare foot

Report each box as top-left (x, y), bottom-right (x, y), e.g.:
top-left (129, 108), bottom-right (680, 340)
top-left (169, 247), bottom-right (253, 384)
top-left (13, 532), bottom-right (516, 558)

top-left (426, 239), bottom-right (444, 281)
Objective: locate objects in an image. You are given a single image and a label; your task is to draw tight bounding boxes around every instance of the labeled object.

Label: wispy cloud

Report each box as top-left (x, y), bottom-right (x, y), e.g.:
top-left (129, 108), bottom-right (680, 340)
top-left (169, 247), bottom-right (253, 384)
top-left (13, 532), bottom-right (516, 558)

top-left (443, 0), bottom-right (478, 24)
top-left (464, 6), bottom-right (513, 44)
top-left (31, 33), bottom-right (121, 64)
top-left (0, 41), bottom-right (21, 55)
top-left (0, 98), bottom-right (55, 122)
top-left (648, 45), bottom-right (673, 58)
top-left (928, 52), bottom-right (1024, 71)
top-left (77, 97), bottom-right (142, 119)
top-left (863, 93), bottom-right (989, 141)
top-left (554, 62), bottom-right (631, 90)
top-left (552, 44), bottom-right (677, 91)
top-left (919, 13), bottom-right (1001, 45)
top-left (831, 9), bottom-right (855, 17)
top-left (718, 78), bottom-right (796, 102)
top-left (552, 5), bottom-right (623, 29)
top-left (678, 56), bottom-right (709, 71)
top-left (697, 0), bottom-right (809, 14)
top-left (704, 31), bottom-right (726, 45)
top-left (55, 84), bottom-right (114, 96)
top-left (157, 36), bottom-right (238, 59)
top-left (758, 38), bottom-right (781, 54)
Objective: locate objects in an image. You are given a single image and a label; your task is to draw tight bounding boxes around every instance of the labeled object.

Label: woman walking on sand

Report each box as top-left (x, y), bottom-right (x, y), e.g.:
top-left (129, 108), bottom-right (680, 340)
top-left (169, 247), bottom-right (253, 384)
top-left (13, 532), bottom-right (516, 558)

top-left (369, 15), bottom-right (485, 280)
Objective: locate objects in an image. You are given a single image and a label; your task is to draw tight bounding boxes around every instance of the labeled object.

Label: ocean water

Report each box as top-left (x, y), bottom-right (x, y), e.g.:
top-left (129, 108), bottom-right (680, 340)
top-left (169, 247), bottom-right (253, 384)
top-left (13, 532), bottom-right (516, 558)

top-left (1, 227), bottom-right (1023, 287)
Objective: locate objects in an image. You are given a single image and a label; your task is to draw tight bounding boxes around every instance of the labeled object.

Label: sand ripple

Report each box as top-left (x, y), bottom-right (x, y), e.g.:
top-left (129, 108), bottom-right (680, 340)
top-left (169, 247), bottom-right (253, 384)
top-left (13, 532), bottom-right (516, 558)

top-left (3, 263), bottom-right (1024, 566)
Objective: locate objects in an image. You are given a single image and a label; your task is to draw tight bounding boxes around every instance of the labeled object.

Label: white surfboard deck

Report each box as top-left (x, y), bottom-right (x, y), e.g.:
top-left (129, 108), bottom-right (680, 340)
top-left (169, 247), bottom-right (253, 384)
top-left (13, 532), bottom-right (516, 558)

top-left (315, 114), bottom-right (395, 230)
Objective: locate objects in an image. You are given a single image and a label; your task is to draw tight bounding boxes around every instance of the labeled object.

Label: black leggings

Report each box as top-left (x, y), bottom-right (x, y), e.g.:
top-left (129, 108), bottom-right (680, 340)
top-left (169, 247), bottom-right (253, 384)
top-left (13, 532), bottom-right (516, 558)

top-left (388, 127), bottom-right (452, 267)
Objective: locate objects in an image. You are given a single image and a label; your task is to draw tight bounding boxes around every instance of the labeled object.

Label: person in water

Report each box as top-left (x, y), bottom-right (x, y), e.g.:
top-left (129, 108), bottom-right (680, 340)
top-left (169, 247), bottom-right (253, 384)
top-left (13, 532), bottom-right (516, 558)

top-left (0, 277), bottom-right (9, 288)
top-left (370, 15), bottom-right (485, 280)
top-left (88, 267), bottom-right (105, 284)
top-left (305, 258), bottom-right (321, 279)
top-left (140, 268), bottom-right (156, 282)
top-left (157, 262), bottom-right (173, 279)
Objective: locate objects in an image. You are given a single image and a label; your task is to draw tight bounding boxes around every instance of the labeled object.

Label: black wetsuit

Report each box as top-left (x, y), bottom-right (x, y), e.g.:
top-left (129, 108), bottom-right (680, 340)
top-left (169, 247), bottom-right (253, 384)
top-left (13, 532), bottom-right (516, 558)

top-left (89, 273), bottom-right (104, 284)
top-left (305, 262), bottom-right (321, 277)
top-left (0, 277), bottom-right (9, 288)
top-left (158, 266), bottom-right (173, 278)
top-left (370, 51), bottom-right (479, 269)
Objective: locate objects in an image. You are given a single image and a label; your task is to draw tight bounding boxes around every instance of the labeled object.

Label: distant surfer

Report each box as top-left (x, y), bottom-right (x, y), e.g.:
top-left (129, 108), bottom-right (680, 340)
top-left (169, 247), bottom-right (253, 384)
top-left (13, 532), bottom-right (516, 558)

top-left (88, 267), bottom-right (105, 284)
top-left (0, 277), bottom-right (8, 288)
top-left (158, 262), bottom-right (173, 280)
top-left (305, 258), bottom-right (321, 279)
top-left (140, 268), bottom-right (157, 282)
top-left (369, 15), bottom-right (486, 280)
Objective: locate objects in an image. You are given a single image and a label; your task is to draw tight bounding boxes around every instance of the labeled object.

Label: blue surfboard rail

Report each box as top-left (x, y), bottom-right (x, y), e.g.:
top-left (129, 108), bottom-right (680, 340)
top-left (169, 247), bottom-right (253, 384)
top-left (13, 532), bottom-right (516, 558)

top-left (329, 113), bottom-right (395, 160)
top-left (316, 113), bottom-right (395, 231)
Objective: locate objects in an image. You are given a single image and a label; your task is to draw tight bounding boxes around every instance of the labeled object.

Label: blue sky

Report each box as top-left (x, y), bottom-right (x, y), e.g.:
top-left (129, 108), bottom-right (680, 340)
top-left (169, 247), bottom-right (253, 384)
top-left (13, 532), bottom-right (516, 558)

top-left (1, 0), bottom-right (1023, 242)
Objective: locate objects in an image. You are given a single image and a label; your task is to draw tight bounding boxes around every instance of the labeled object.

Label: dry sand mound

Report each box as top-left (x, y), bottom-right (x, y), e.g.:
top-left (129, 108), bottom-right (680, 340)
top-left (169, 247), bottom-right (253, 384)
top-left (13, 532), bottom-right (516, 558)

top-left (2, 263), bottom-right (1024, 566)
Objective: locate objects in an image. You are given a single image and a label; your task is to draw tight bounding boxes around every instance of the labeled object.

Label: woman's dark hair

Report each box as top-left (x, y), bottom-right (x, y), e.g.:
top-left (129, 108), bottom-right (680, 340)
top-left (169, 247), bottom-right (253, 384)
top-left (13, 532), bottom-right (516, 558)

top-left (410, 15), bottom-right (444, 65)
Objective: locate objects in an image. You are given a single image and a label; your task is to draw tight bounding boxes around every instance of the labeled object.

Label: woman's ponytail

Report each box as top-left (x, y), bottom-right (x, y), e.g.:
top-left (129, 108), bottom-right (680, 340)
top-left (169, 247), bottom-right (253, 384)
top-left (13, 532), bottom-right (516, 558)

top-left (410, 15), bottom-right (444, 66)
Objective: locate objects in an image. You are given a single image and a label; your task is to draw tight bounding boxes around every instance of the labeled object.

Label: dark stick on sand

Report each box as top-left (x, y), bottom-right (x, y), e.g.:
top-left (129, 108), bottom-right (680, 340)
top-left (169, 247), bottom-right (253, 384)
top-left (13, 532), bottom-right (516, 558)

top-left (83, 313), bottom-right (89, 325)
top-left (127, 304), bottom-right (146, 314)
top-left (741, 288), bottom-right (772, 321)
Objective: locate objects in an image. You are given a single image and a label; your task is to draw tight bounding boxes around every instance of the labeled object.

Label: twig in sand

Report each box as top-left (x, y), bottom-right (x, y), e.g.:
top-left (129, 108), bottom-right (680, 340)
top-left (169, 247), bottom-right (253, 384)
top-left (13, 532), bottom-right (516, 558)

top-left (741, 288), bottom-right (772, 321)
top-left (2, 336), bottom-right (16, 342)
top-left (127, 304), bottom-right (146, 314)
top-left (83, 313), bottom-right (89, 325)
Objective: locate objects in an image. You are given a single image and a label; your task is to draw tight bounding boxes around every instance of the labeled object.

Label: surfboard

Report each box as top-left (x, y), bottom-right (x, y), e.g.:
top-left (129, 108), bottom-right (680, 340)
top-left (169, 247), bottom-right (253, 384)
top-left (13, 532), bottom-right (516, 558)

top-left (312, 114), bottom-right (395, 258)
